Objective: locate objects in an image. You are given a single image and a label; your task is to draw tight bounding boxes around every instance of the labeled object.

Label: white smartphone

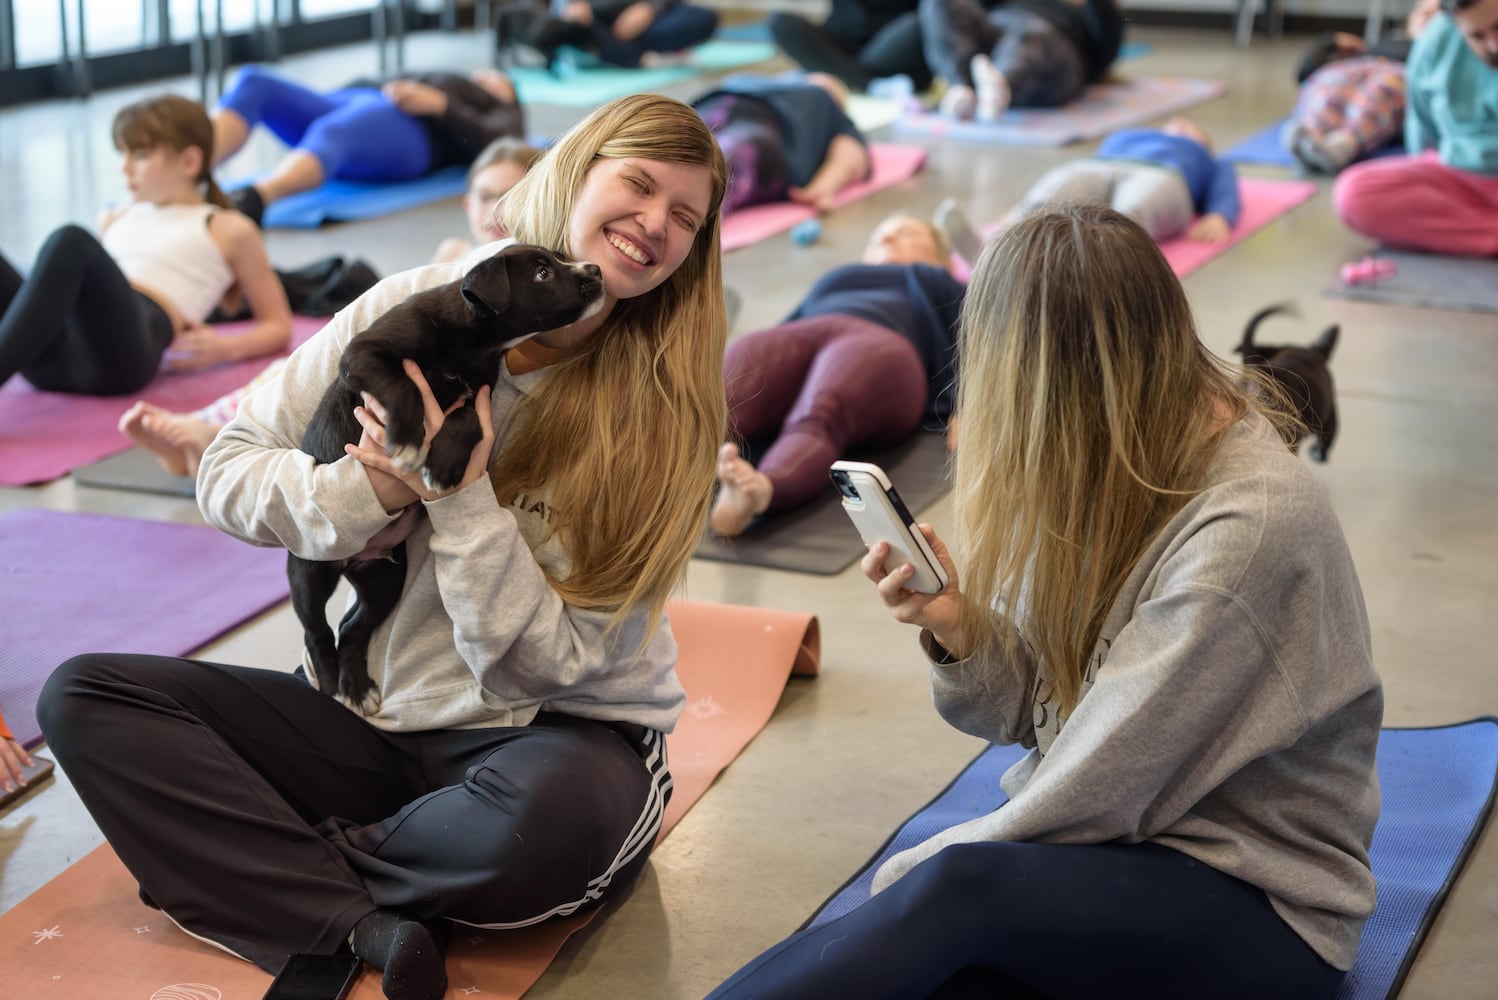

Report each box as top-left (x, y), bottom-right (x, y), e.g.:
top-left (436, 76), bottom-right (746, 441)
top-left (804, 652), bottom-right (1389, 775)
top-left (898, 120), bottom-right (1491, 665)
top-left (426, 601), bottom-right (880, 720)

top-left (830, 460), bottom-right (949, 594)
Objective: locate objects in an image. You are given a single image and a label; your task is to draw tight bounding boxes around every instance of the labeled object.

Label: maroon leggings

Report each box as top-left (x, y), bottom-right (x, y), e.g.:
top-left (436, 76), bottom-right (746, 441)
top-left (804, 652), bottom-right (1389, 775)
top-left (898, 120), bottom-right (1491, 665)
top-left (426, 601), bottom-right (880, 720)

top-left (725, 314), bottom-right (928, 513)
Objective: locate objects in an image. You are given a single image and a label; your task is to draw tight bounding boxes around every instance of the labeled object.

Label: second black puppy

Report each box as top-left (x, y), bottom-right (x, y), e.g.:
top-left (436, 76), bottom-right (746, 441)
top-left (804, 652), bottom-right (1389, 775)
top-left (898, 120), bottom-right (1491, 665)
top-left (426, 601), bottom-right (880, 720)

top-left (290, 243), bottom-right (605, 713)
top-left (1235, 303), bottom-right (1340, 463)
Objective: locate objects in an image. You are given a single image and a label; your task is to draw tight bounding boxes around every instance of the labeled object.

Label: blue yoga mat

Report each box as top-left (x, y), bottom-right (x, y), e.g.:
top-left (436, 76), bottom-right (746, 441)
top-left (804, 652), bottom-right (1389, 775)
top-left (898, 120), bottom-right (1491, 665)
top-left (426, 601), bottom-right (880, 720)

top-left (1223, 117), bottom-right (1405, 169)
top-left (508, 40), bottom-right (776, 106)
top-left (805, 719), bottom-right (1498, 1000)
top-left (259, 165), bottom-right (469, 229)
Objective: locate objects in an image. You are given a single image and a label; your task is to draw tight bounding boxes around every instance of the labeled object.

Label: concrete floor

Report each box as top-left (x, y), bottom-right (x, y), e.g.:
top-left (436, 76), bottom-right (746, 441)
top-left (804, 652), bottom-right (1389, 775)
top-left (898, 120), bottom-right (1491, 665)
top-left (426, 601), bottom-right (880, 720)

top-left (2, 18), bottom-right (1496, 1000)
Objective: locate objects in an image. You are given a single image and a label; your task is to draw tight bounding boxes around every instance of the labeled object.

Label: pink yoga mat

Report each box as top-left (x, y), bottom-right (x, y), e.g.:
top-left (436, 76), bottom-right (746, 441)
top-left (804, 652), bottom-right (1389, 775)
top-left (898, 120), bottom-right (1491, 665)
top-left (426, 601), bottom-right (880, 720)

top-left (894, 76), bottom-right (1226, 147)
top-left (0, 315), bottom-right (327, 486)
top-left (953, 177), bottom-right (1318, 281)
top-left (0, 509), bottom-right (291, 748)
top-left (721, 143), bottom-right (929, 252)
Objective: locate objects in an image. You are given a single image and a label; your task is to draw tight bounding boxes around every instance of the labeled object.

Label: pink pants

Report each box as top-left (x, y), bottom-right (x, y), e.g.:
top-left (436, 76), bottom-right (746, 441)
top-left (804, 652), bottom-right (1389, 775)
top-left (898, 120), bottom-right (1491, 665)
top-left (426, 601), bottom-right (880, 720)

top-left (724, 314), bottom-right (928, 514)
top-left (1333, 151), bottom-right (1498, 257)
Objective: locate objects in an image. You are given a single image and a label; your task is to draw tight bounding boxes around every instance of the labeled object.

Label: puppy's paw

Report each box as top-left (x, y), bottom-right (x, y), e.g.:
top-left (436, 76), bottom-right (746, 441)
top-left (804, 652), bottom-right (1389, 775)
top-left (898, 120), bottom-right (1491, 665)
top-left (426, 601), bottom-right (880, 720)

top-left (338, 672), bottom-right (383, 716)
top-left (386, 442), bottom-right (429, 476)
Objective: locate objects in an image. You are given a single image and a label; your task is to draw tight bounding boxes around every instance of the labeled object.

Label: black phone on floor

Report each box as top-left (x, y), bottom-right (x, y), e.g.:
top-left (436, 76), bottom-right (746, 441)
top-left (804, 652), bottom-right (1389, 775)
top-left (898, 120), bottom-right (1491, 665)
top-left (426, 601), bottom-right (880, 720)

top-left (262, 952), bottom-right (363, 1000)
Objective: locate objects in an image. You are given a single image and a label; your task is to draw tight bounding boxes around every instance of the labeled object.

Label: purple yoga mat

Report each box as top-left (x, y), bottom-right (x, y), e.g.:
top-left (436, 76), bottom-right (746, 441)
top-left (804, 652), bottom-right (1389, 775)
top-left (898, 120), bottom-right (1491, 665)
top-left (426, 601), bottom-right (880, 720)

top-left (0, 509), bottom-right (291, 748)
top-left (0, 314), bottom-right (327, 487)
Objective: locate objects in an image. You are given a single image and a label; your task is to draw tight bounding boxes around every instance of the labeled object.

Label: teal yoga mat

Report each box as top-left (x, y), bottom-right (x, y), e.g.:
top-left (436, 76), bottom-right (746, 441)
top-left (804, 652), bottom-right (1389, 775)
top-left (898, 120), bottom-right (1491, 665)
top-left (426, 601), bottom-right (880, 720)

top-left (804, 719), bottom-right (1498, 1000)
top-left (509, 40), bottom-right (776, 106)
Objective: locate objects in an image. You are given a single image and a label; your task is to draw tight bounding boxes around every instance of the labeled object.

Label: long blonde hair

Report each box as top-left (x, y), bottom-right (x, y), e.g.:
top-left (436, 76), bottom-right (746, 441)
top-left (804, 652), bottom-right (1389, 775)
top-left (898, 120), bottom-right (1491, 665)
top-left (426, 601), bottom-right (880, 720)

top-left (954, 203), bottom-right (1287, 712)
top-left (490, 95), bottom-right (728, 632)
top-left (112, 94), bottom-right (232, 210)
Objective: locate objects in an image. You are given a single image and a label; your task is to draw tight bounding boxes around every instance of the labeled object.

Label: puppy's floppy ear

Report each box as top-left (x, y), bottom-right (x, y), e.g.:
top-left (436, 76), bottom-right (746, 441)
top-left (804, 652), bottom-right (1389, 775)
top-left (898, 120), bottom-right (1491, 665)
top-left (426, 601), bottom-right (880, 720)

top-left (461, 256), bottom-right (511, 316)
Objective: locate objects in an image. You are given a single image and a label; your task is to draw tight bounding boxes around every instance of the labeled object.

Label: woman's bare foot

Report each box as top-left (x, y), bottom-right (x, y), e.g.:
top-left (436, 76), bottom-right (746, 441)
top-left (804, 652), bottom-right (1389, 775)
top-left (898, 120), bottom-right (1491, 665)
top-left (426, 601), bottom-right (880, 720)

top-left (710, 443), bottom-right (773, 537)
top-left (118, 402), bottom-right (222, 478)
top-left (939, 82), bottom-right (977, 121)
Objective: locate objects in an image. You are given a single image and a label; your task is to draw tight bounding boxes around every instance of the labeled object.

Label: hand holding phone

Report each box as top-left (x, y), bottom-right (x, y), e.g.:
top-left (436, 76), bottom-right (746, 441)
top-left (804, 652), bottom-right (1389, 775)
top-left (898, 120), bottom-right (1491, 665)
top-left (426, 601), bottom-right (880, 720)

top-left (830, 461), bottom-right (949, 595)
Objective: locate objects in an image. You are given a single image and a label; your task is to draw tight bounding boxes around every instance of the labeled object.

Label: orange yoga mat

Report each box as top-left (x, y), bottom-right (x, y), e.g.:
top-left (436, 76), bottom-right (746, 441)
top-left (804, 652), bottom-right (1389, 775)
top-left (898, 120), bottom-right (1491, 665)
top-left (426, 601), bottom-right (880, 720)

top-left (1, 599), bottom-right (819, 1000)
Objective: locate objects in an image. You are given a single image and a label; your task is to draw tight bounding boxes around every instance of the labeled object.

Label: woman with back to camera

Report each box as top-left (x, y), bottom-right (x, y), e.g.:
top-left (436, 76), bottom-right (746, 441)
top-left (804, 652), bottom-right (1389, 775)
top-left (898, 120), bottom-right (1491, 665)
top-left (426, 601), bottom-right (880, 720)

top-left (40, 93), bottom-right (728, 1000)
top-left (708, 202), bottom-right (1382, 999)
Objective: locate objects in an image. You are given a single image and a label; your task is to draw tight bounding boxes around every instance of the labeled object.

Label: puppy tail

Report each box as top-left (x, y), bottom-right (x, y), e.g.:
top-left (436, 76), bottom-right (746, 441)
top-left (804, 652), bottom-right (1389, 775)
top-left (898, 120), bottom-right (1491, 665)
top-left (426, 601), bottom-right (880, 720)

top-left (1312, 323), bottom-right (1340, 360)
top-left (1238, 302), bottom-right (1297, 356)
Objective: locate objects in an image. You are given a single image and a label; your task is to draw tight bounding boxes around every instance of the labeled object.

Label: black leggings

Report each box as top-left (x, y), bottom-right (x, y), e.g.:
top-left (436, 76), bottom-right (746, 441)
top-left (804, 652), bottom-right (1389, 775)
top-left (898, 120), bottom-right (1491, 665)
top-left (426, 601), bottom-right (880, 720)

top-left (0, 224), bottom-right (173, 395)
top-left (768, 10), bottom-right (934, 92)
top-left (708, 840), bottom-right (1346, 999)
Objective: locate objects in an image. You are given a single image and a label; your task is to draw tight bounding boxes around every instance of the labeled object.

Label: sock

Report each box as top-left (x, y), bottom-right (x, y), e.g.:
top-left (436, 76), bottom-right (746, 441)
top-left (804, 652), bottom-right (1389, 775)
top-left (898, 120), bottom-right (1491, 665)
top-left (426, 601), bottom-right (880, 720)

top-left (938, 82), bottom-right (976, 121)
top-left (969, 54), bottom-right (1010, 123)
top-left (934, 197), bottom-right (984, 265)
top-left (349, 909), bottom-right (448, 1000)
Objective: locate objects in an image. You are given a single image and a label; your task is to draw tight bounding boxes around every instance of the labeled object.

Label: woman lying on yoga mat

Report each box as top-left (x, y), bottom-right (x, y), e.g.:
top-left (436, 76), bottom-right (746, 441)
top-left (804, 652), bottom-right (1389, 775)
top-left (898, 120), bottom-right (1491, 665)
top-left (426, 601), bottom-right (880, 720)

top-left (690, 71), bottom-right (872, 214)
top-left (41, 94), bottom-right (728, 1000)
top-left (710, 204), bottom-right (1381, 1000)
top-left (711, 210), bottom-right (964, 536)
top-left (215, 64), bottom-right (526, 226)
top-left (120, 136), bottom-right (547, 478)
top-left (0, 94), bottom-right (291, 397)
top-left (497, 0), bottom-right (719, 70)
top-left (1004, 116), bottom-right (1241, 244)
top-left (922, 0), bottom-right (1125, 121)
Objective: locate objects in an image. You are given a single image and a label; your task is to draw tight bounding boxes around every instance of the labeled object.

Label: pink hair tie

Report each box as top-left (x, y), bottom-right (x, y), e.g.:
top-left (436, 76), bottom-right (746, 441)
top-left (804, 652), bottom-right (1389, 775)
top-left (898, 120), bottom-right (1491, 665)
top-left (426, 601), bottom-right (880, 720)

top-left (1340, 255), bottom-right (1398, 286)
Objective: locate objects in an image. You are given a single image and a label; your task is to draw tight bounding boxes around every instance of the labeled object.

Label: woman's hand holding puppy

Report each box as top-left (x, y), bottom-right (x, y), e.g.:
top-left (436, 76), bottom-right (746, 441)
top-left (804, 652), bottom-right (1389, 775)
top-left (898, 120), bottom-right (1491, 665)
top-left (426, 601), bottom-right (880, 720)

top-left (860, 525), bottom-right (971, 661)
top-left (346, 359), bottom-right (495, 509)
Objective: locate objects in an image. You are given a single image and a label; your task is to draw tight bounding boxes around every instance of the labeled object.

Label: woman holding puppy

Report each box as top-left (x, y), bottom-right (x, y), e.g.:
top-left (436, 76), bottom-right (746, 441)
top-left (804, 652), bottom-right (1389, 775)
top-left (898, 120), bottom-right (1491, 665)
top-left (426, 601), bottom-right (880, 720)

top-left (708, 204), bottom-right (1382, 999)
top-left (40, 94), bottom-right (727, 1000)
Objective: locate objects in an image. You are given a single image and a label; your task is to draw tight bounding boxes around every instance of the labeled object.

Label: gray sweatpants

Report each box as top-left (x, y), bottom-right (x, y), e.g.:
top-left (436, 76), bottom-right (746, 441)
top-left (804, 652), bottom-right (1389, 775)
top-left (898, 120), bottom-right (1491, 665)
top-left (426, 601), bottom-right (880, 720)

top-left (919, 0), bottom-right (1085, 108)
top-left (1021, 159), bottom-right (1197, 241)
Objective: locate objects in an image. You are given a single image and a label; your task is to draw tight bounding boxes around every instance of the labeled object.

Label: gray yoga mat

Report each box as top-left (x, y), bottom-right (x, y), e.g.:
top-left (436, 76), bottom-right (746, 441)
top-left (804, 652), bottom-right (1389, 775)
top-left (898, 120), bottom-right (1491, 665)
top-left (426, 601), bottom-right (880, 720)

top-left (73, 446), bottom-right (197, 497)
top-left (1326, 249), bottom-right (1498, 315)
top-left (694, 432), bottom-right (951, 576)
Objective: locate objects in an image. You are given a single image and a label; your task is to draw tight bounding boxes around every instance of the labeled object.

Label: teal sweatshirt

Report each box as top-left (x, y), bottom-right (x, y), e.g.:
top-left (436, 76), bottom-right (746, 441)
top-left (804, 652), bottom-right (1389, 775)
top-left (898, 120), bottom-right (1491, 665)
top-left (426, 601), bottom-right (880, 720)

top-left (874, 412), bottom-right (1383, 972)
top-left (1405, 13), bottom-right (1498, 173)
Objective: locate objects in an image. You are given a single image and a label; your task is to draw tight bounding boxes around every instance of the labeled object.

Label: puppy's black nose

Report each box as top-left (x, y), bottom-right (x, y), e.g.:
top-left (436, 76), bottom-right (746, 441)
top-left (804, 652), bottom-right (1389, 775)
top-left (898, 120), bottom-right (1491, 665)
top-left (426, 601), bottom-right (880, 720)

top-left (580, 262), bottom-right (602, 280)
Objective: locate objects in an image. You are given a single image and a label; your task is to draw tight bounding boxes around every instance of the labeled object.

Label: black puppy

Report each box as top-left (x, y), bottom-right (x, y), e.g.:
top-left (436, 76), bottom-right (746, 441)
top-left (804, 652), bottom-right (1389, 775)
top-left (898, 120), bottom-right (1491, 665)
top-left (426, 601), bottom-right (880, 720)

top-left (290, 244), bottom-right (605, 712)
top-left (1234, 304), bottom-right (1340, 463)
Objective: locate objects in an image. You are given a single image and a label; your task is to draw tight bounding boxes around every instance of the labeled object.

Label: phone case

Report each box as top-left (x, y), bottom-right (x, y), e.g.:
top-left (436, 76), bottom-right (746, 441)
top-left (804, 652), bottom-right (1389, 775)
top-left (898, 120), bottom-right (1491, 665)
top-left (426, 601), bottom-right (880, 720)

top-left (830, 461), bottom-right (949, 594)
top-left (261, 952), bottom-right (362, 1000)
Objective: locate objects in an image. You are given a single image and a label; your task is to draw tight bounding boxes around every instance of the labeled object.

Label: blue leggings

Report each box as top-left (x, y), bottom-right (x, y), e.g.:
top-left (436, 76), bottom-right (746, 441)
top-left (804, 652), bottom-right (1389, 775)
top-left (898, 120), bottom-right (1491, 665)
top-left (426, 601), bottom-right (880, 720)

top-left (708, 841), bottom-right (1346, 999)
top-left (217, 65), bottom-right (433, 181)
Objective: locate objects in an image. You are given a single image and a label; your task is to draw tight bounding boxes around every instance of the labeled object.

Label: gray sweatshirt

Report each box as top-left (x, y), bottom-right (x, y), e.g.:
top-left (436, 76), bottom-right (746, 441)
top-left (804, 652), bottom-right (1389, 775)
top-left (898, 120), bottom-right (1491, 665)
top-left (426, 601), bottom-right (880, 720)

top-left (196, 253), bottom-right (687, 735)
top-left (874, 412), bottom-right (1382, 971)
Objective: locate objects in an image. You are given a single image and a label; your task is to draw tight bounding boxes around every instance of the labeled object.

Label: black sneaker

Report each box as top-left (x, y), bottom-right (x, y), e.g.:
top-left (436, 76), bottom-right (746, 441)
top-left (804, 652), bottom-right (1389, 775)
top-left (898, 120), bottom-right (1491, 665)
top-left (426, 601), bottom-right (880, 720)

top-left (230, 185), bottom-right (265, 228)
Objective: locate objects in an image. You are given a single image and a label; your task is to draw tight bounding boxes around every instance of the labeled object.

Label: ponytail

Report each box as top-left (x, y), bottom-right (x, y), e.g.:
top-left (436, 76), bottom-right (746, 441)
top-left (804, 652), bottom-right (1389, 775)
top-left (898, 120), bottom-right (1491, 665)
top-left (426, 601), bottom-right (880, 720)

top-left (202, 174), bottom-right (233, 210)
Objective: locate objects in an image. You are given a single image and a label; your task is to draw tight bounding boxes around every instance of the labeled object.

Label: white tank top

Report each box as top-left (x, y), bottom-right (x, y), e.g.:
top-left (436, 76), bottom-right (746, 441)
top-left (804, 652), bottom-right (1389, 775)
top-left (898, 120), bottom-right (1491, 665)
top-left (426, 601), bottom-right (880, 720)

top-left (101, 202), bottom-right (237, 324)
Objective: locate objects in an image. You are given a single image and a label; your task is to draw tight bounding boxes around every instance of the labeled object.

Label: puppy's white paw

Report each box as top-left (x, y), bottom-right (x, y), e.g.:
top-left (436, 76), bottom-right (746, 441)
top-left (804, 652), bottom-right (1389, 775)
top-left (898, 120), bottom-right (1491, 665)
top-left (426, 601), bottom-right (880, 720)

top-left (421, 467), bottom-right (461, 495)
top-left (387, 443), bottom-right (429, 475)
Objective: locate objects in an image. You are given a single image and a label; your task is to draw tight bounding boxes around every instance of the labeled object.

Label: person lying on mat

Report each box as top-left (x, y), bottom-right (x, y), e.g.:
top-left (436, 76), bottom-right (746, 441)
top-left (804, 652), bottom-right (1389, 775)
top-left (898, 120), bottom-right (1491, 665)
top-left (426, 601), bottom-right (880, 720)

top-left (691, 71), bottom-right (872, 214)
top-left (0, 704), bottom-right (36, 796)
top-left (1008, 116), bottom-right (1241, 243)
top-left (768, 0), bottom-right (934, 93)
top-left (1283, 0), bottom-right (1439, 173)
top-left (1333, 0), bottom-right (1498, 257)
top-left (214, 64), bottom-right (526, 226)
top-left (922, 0), bottom-right (1125, 121)
top-left (40, 94), bottom-right (726, 1000)
top-left (119, 136), bottom-right (547, 478)
top-left (709, 202), bottom-right (1383, 1000)
top-left (0, 94), bottom-right (291, 397)
top-left (497, 0), bottom-right (719, 71)
top-left (711, 211), bottom-right (964, 536)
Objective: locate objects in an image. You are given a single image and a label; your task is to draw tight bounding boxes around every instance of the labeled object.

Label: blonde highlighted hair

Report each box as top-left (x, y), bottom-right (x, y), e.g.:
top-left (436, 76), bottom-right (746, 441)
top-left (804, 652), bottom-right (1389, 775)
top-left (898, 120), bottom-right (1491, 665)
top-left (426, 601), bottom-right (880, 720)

top-left (489, 94), bottom-right (728, 632)
top-left (953, 203), bottom-right (1296, 713)
top-left (112, 94), bottom-right (232, 210)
